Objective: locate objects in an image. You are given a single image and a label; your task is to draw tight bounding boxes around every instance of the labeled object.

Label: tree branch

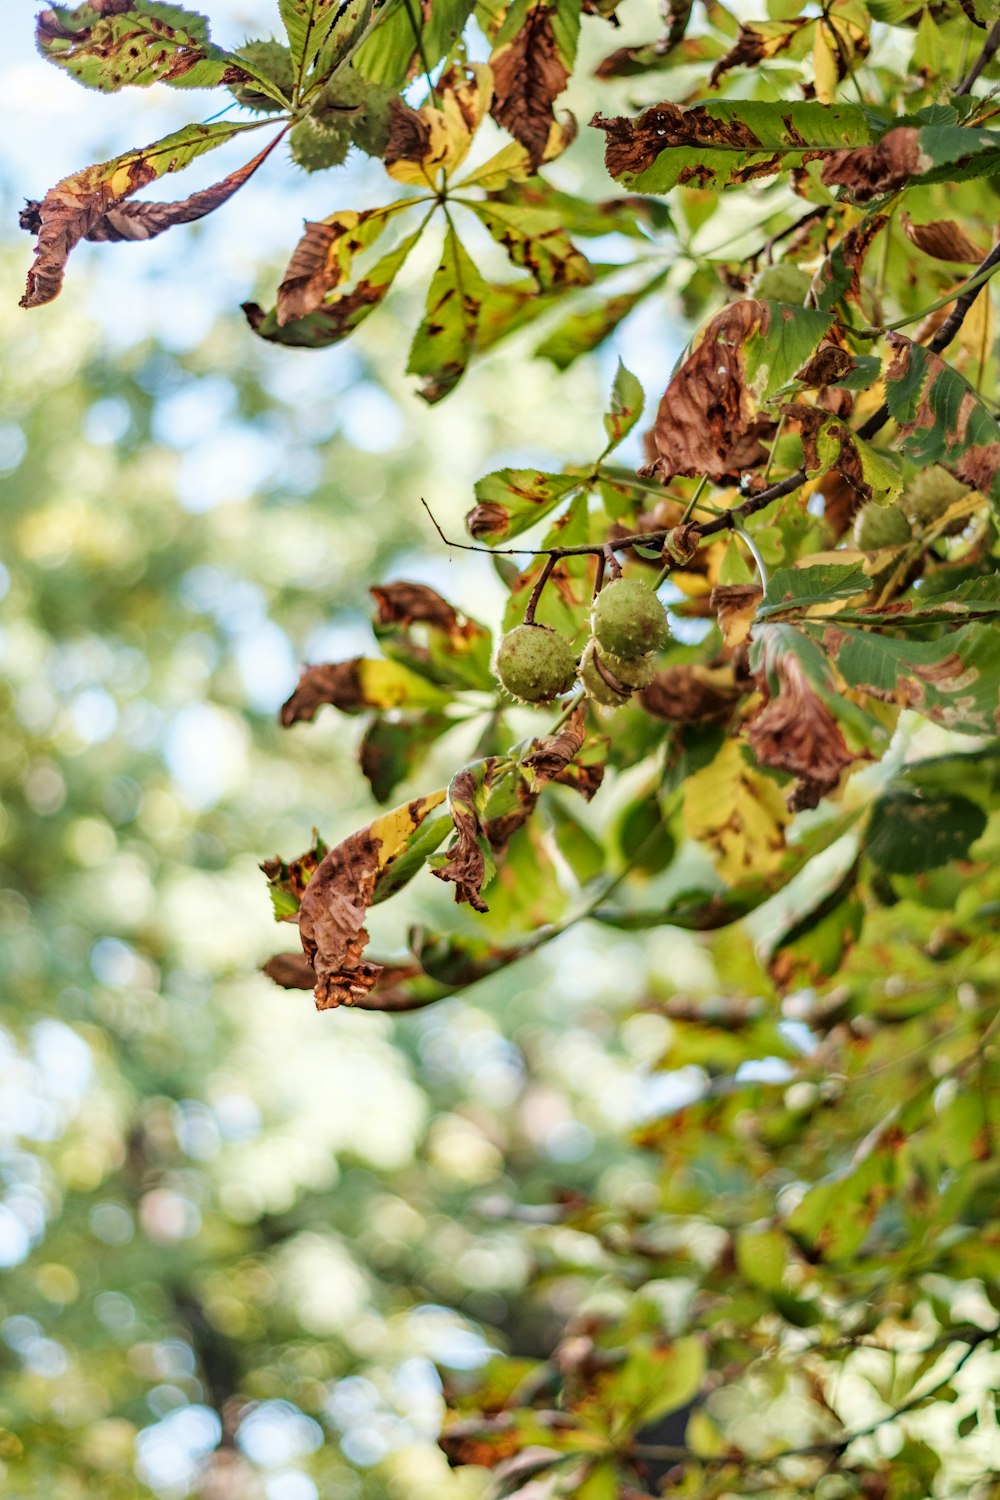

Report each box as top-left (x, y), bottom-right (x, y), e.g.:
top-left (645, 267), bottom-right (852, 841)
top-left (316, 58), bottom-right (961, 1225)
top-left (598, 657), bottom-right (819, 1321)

top-left (956, 17), bottom-right (1000, 95)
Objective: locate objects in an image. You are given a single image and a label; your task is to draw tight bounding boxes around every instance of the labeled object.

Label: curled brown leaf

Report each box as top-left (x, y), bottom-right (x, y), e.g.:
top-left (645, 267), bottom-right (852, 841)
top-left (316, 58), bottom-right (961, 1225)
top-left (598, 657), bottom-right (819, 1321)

top-left (746, 653), bottom-right (856, 810)
top-left (641, 665), bottom-right (741, 722)
top-left (21, 132), bottom-right (281, 309)
top-left (647, 300), bottom-right (775, 483)
top-left (490, 1), bottom-right (573, 168)
top-left (820, 127), bottom-right (920, 202)
top-left (900, 214), bottom-right (987, 265)
top-left (280, 660), bottom-right (365, 725)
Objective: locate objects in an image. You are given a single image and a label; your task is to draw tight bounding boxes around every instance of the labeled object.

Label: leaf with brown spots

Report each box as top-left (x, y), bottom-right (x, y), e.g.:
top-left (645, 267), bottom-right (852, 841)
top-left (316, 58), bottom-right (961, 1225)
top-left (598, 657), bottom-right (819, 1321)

top-left (261, 832), bottom-right (329, 918)
top-left (747, 626), bottom-right (860, 810)
top-left (821, 122), bottom-right (1000, 203)
top-left (294, 792), bottom-right (447, 1009)
top-left (407, 224), bottom-right (489, 404)
top-left (711, 584), bottom-right (763, 648)
top-left (20, 120), bottom-right (278, 308)
top-left (900, 215), bottom-right (987, 265)
top-left (280, 657), bottom-right (449, 726)
top-left (646, 302), bottom-right (775, 483)
top-left (489, 0), bottom-right (582, 169)
top-left (273, 204), bottom-right (408, 326)
top-left (36, 0), bottom-right (256, 94)
top-left (370, 582), bottom-right (495, 692)
top-left (594, 100), bottom-right (870, 194)
top-left (244, 227), bottom-right (421, 348)
top-left (469, 201), bottom-right (592, 291)
top-left (386, 64), bottom-right (493, 186)
top-left (640, 665), bottom-right (742, 723)
top-left (884, 333), bottom-right (1000, 511)
top-left (709, 18), bottom-right (810, 87)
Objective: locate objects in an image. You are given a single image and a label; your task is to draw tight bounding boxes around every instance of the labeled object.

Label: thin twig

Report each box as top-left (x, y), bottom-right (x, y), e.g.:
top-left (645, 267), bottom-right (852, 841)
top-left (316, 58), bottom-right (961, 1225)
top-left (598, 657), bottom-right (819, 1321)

top-left (957, 16), bottom-right (1000, 95)
top-left (523, 555), bottom-right (557, 624)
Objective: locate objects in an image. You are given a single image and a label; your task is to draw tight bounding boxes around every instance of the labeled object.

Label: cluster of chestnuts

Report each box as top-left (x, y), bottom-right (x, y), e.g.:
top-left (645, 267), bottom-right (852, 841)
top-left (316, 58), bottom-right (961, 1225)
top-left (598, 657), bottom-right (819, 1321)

top-left (494, 578), bottom-right (669, 710)
top-left (853, 467), bottom-right (968, 551)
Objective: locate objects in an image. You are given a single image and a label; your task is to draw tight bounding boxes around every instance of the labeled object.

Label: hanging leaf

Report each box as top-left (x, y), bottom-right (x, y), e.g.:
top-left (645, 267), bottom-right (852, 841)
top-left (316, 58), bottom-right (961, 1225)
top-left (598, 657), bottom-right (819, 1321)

top-left (35, 0), bottom-right (258, 93)
top-left (883, 334), bottom-right (1000, 512)
top-left (900, 214), bottom-right (987, 266)
top-left (812, 619), bottom-right (1000, 736)
top-left (683, 739), bottom-right (792, 884)
top-left (593, 100), bottom-right (870, 194)
top-left (385, 65), bottom-right (493, 187)
top-left (820, 122), bottom-right (1000, 202)
top-left (293, 791), bottom-right (448, 1008)
top-left (407, 225), bottom-right (489, 404)
top-left (280, 657), bottom-right (450, 725)
top-left (370, 581), bottom-right (495, 691)
top-left (466, 470), bottom-right (580, 544)
top-left (273, 204), bottom-right (408, 326)
top-left (489, 0), bottom-right (583, 168)
top-left (278, 0), bottom-right (372, 86)
top-left (645, 300), bottom-right (831, 483)
top-left (469, 202), bottom-right (592, 290)
top-left (20, 121), bottom-right (279, 309)
top-left (244, 228), bottom-right (421, 348)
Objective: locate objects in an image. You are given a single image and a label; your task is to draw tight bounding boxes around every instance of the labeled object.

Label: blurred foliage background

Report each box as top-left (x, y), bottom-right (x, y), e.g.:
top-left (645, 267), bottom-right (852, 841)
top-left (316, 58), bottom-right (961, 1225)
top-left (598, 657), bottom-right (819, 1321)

top-left (5, 2), bottom-right (1000, 1497)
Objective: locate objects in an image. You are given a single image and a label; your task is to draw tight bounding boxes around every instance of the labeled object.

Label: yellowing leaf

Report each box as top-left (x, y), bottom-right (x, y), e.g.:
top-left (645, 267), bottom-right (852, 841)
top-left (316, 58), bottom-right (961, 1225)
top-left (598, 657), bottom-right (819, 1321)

top-left (386, 63), bottom-right (492, 185)
top-left (683, 740), bottom-right (790, 883)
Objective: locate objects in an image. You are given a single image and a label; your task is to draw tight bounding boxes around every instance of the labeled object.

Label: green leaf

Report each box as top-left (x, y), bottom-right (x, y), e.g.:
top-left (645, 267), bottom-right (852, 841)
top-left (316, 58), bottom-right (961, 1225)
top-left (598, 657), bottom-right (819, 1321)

top-left (884, 334), bottom-right (1000, 514)
top-left (279, 0), bottom-right (372, 84)
top-left (865, 791), bottom-right (987, 874)
top-left (354, 0), bottom-right (475, 85)
top-left (743, 303), bottom-right (834, 401)
top-left (469, 202), bottom-right (592, 291)
top-left (535, 271), bottom-right (668, 370)
top-left (815, 620), bottom-right (1000, 736)
top-left (359, 714), bottom-right (453, 803)
top-left (468, 469), bottom-right (581, 544)
top-left (35, 0), bottom-right (252, 92)
top-left (601, 361), bottom-right (645, 455)
top-left (757, 562), bottom-right (871, 618)
top-left (736, 1225), bottom-right (788, 1292)
top-left (407, 225), bottom-right (489, 404)
top-left (594, 100), bottom-right (870, 194)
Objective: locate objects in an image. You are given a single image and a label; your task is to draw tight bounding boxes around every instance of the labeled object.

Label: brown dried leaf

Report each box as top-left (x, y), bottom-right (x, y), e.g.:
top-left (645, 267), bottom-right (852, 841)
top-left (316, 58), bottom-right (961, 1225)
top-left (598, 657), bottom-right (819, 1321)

top-left (280, 661), bottom-right (364, 725)
top-left (712, 584), bottom-right (764, 648)
top-left (746, 653), bottom-right (857, 810)
top-left (641, 664), bottom-right (741, 722)
top-left (648, 300), bottom-right (775, 482)
top-left (297, 794), bottom-right (445, 1009)
top-left (820, 126), bottom-right (920, 202)
top-left (274, 206), bottom-right (402, 327)
top-left (20, 128), bottom-right (280, 309)
top-left (900, 214), bottom-right (987, 265)
top-left (262, 952), bottom-right (317, 989)
top-left (433, 766), bottom-right (491, 913)
top-left (490, 0), bottom-right (575, 169)
top-left (521, 706), bottom-right (586, 783)
top-left (795, 342), bottom-right (856, 388)
top-left (370, 581), bottom-right (471, 641)
top-left (709, 19), bottom-right (808, 86)
top-left (593, 101), bottom-right (762, 183)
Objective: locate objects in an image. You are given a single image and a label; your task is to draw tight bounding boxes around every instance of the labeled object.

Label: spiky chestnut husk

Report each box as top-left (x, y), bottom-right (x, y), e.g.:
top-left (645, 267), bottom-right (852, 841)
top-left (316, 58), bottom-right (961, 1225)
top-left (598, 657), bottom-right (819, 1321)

top-left (853, 502), bottom-right (912, 551)
top-left (592, 578), bottom-right (669, 660)
top-left (579, 641), bottom-right (633, 709)
top-left (750, 264), bottom-right (814, 305)
top-left (495, 624), bottom-right (577, 704)
top-left (289, 117), bottom-right (350, 172)
top-left (903, 468), bottom-right (968, 533)
top-left (598, 649), bottom-right (658, 689)
top-left (230, 41), bottom-right (294, 112)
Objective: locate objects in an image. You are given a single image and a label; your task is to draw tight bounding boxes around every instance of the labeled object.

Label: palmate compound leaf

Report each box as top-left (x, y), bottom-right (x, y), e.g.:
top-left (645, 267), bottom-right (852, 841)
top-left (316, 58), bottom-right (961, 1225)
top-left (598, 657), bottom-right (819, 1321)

top-left (593, 99), bottom-right (871, 194)
top-left (35, 0), bottom-right (265, 94)
top-left (884, 334), bottom-right (1000, 513)
top-left (20, 121), bottom-right (282, 309)
top-left (644, 299), bottom-right (832, 484)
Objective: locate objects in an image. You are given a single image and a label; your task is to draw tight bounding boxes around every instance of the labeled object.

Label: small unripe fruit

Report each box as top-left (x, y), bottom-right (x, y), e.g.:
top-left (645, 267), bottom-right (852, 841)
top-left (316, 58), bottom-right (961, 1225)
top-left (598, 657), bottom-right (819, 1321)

top-left (592, 579), bottom-right (669, 660)
top-left (750, 264), bottom-right (813, 305)
top-left (495, 624), bottom-right (576, 704)
top-left (903, 467), bottom-right (968, 532)
top-left (598, 649), bottom-right (658, 689)
top-left (853, 503), bottom-right (912, 551)
top-left (579, 641), bottom-right (633, 709)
